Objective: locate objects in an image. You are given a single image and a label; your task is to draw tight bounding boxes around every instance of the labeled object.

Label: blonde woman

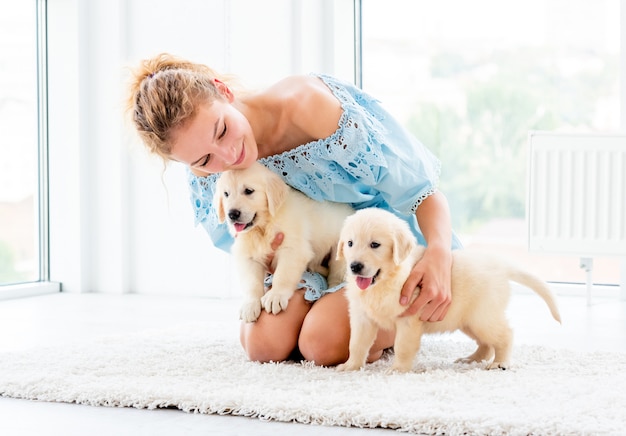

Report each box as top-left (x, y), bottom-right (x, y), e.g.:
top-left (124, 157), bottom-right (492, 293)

top-left (127, 53), bottom-right (462, 366)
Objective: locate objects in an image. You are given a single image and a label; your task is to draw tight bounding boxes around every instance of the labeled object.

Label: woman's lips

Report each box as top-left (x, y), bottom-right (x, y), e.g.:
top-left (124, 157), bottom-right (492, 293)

top-left (233, 146), bottom-right (245, 166)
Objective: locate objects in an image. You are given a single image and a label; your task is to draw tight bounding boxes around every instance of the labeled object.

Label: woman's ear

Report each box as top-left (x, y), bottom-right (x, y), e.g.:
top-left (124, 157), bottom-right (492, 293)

top-left (213, 78), bottom-right (234, 102)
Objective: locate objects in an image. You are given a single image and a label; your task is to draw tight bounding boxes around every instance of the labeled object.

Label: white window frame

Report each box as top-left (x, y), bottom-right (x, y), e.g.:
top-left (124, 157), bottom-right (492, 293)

top-left (0, 0), bottom-right (60, 300)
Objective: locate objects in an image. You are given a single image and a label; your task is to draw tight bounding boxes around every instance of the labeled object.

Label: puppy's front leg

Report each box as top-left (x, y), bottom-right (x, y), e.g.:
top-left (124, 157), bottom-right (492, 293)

top-left (261, 250), bottom-right (311, 315)
top-left (326, 256), bottom-right (347, 288)
top-left (337, 312), bottom-right (378, 371)
top-left (238, 258), bottom-right (267, 323)
top-left (389, 317), bottom-right (424, 373)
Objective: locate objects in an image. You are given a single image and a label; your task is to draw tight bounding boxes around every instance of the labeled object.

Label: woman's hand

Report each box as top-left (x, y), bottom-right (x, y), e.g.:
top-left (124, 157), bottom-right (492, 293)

top-left (399, 244), bottom-right (452, 321)
top-left (265, 232), bottom-right (284, 273)
top-left (271, 232), bottom-right (284, 251)
top-left (398, 191), bottom-right (454, 322)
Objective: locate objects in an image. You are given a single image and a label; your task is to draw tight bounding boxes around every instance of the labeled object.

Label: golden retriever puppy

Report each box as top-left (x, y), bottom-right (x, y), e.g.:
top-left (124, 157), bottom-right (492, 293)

top-left (336, 208), bottom-right (561, 372)
top-left (214, 162), bottom-right (354, 322)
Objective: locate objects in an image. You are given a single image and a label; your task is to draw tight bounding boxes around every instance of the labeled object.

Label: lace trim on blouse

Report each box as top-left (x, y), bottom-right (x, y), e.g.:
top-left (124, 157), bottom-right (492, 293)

top-left (258, 74), bottom-right (387, 201)
top-left (411, 184), bottom-right (439, 214)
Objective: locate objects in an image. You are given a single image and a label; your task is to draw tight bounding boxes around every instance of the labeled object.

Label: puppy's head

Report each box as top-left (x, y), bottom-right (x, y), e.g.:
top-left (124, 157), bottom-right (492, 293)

top-left (337, 208), bottom-right (415, 290)
top-left (213, 162), bottom-right (289, 235)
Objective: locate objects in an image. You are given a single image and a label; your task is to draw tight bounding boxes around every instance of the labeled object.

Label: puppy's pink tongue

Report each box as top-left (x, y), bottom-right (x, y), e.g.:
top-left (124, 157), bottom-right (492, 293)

top-left (234, 223), bottom-right (247, 232)
top-left (356, 276), bottom-right (372, 290)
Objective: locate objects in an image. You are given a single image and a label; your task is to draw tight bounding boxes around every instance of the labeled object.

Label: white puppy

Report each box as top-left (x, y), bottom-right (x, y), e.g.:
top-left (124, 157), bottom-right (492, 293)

top-left (214, 162), bottom-right (354, 322)
top-left (336, 208), bottom-right (561, 372)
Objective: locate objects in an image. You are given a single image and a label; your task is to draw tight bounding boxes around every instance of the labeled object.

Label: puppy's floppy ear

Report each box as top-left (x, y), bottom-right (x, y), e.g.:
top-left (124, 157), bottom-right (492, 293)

top-left (336, 239), bottom-right (345, 261)
top-left (264, 169), bottom-right (289, 216)
top-left (213, 177), bottom-right (226, 223)
top-left (391, 225), bottom-right (414, 265)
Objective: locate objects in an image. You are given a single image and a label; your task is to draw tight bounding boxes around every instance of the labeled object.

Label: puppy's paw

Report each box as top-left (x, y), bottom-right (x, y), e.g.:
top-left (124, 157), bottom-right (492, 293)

top-left (240, 300), bottom-right (262, 323)
top-left (389, 361), bottom-right (412, 373)
top-left (336, 361), bottom-right (363, 372)
top-left (486, 361), bottom-right (508, 370)
top-left (455, 357), bottom-right (479, 364)
top-left (261, 289), bottom-right (290, 315)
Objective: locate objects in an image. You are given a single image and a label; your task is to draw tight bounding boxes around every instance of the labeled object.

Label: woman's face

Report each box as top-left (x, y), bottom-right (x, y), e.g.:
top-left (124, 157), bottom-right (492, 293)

top-left (170, 99), bottom-right (258, 174)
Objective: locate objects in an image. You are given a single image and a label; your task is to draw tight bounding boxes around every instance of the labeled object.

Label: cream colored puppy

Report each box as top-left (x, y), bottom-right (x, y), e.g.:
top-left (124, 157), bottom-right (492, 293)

top-left (336, 208), bottom-right (561, 372)
top-left (214, 162), bottom-right (354, 322)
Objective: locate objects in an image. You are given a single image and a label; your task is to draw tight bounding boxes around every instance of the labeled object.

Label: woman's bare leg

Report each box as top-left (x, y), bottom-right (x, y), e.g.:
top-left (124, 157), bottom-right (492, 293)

top-left (240, 289), bottom-right (311, 362)
top-left (298, 289), bottom-right (395, 366)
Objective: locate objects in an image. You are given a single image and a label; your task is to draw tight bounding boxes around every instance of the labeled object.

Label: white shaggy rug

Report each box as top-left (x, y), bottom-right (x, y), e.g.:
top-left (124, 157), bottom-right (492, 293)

top-left (0, 322), bottom-right (625, 436)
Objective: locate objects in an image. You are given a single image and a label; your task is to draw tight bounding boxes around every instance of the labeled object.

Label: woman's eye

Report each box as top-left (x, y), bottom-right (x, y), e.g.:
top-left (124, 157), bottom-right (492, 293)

top-left (370, 241), bottom-right (380, 249)
top-left (218, 124), bottom-right (227, 139)
top-left (200, 155), bottom-right (211, 167)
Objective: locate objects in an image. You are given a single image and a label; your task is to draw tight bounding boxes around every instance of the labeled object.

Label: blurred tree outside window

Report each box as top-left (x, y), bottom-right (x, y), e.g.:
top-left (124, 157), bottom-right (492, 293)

top-left (362, 0), bottom-right (620, 285)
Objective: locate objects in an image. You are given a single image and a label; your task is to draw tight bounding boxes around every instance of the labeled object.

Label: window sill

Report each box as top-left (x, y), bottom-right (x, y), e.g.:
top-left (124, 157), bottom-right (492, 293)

top-left (0, 282), bottom-right (61, 301)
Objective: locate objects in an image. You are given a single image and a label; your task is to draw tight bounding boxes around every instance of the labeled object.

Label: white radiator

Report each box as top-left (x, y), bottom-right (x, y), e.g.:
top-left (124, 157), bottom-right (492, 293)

top-left (527, 132), bottom-right (626, 303)
top-left (528, 132), bottom-right (626, 256)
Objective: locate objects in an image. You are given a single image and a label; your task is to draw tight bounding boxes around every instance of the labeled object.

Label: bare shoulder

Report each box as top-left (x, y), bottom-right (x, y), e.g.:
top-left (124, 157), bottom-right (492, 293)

top-left (270, 75), bottom-right (343, 139)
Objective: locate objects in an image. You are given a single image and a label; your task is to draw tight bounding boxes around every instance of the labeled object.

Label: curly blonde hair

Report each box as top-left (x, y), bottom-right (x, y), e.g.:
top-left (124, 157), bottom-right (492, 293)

top-left (126, 53), bottom-right (237, 160)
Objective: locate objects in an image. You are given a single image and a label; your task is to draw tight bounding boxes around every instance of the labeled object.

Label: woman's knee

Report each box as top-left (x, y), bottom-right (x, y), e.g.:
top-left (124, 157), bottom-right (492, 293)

top-left (241, 324), bottom-right (295, 362)
top-left (239, 294), bottom-right (310, 363)
top-left (298, 326), bottom-right (349, 366)
top-left (297, 292), bottom-right (351, 366)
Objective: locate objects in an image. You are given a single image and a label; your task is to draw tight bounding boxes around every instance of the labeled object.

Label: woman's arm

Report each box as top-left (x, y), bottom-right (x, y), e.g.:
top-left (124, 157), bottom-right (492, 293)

top-left (399, 191), bottom-right (453, 321)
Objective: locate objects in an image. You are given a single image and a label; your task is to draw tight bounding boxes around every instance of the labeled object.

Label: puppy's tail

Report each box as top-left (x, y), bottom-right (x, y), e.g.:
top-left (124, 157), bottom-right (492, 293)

top-left (508, 268), bottom-right (562, 324)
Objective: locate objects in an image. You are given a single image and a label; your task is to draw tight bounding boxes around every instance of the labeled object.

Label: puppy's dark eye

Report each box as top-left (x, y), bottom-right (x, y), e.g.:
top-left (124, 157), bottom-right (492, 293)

top-left (347, 240), bottom-right (353, 247)
top-left (223, 191), bottom-right (229, 198)
top-left (370, 241), bottom-right (380, 249)
top-left (244, 188), bottom-right (254, 195)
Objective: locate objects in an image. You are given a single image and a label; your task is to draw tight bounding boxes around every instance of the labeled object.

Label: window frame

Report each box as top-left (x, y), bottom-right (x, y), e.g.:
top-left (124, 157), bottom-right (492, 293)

top-left (0, 0), bottom-right (60, 300)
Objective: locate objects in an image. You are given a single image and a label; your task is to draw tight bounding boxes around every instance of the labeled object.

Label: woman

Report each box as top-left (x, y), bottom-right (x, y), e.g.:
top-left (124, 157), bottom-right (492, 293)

top-left (127, 53), bottom-right (462, 366)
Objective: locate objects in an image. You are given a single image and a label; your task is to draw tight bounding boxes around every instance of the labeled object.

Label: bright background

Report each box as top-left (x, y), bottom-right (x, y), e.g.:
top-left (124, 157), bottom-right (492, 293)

top-left (0, 0), bottom-right (623, 298)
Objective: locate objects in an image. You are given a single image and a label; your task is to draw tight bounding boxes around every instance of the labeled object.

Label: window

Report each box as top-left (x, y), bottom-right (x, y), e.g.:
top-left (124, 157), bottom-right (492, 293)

top-left (361, 0), bottom-right (621, 285)
top-left (0, 0), bottom-right (55, 297)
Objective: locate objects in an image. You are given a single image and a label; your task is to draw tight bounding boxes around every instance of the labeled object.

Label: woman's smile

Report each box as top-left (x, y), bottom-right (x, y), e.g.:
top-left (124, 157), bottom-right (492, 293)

top-left (229, 144), bottom-right (245, 167)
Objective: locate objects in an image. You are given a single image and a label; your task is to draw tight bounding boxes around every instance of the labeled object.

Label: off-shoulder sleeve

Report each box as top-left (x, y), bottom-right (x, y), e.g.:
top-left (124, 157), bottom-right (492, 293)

top-left (371, 108), bottom-right (442, 215)
top-left (260, 74), bottom-right (441, 215)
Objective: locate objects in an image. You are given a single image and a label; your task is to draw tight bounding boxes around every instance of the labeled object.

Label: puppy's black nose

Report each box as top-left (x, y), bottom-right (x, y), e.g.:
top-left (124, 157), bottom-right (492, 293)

top-left (228, 209), bottom-right (240, 221)
top-left (350, 261), bottom-right (363, 274)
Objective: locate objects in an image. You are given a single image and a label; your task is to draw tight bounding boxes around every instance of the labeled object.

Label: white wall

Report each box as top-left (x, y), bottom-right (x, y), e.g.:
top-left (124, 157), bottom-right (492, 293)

top-left (47, 0), bottom-right (354, 297)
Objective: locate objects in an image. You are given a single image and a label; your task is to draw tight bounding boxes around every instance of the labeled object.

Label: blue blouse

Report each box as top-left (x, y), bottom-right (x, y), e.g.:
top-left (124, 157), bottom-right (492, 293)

top-left (188, 74), bottom-right (462, 252)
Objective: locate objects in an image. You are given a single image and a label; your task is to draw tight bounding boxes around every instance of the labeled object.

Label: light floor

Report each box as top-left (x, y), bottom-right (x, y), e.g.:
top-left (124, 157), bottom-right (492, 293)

top-left (0, 290), bottom-right (625, 436)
